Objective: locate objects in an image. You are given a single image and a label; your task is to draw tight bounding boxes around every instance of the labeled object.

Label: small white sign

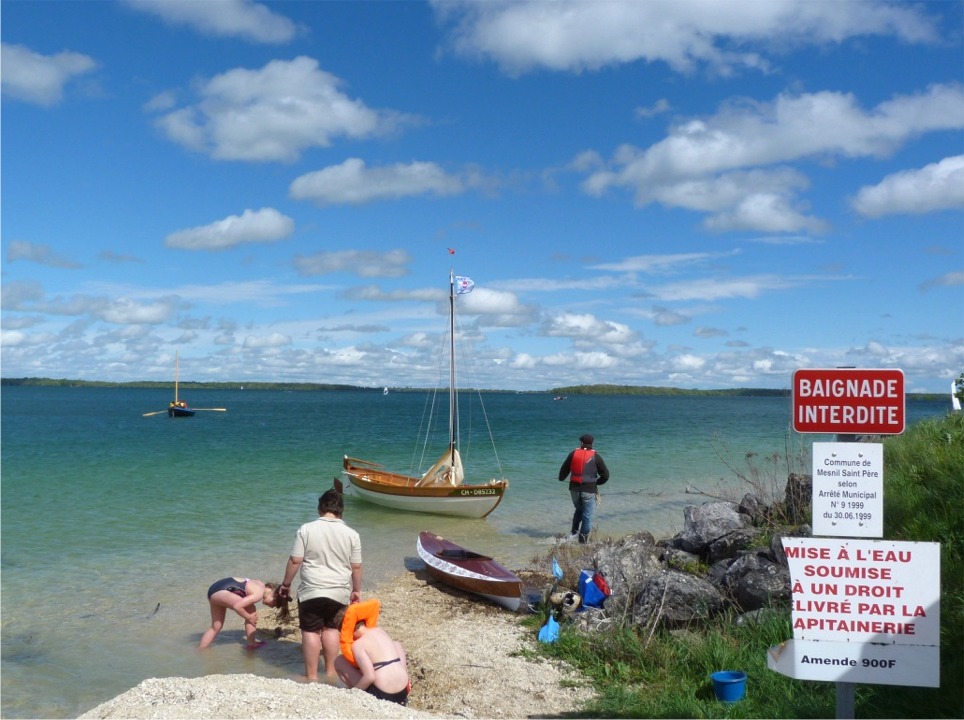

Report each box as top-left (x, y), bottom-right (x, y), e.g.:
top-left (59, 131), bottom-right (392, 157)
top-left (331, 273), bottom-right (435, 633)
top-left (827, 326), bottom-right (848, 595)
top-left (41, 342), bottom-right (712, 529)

top-left (768, 638), bottom-right (939, 687)
top-left (812, 442), bottom-right (883, 538)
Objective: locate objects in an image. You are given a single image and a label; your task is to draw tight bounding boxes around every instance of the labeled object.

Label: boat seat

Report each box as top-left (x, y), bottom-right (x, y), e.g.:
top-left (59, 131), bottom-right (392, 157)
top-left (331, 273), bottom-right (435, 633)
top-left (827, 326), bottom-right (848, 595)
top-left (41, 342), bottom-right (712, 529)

top-left (439, 549), bottom-right (491, 561)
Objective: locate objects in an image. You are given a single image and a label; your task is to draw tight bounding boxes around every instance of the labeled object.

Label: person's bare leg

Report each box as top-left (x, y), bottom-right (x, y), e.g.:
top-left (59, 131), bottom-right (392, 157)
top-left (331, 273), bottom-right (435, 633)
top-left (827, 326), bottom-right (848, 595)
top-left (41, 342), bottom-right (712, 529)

top-left (199, 600), bottom-right (227, 648)
top-left (321, 627), bottom-right (341, 679)
top-left (334, 655), bottom-right (361, 688)
top-left (301, 630), bottom-right (322, 681)
top-left (243, 616), bottom-right (263, 649)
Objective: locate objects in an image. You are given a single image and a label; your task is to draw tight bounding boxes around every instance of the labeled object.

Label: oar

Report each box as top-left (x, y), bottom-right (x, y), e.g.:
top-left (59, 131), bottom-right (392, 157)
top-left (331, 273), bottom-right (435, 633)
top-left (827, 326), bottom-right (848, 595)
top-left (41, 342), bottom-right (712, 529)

top-left (143, 410), bottom-right (167, 417)
top-left (193, 408), bottom-right (227, 412)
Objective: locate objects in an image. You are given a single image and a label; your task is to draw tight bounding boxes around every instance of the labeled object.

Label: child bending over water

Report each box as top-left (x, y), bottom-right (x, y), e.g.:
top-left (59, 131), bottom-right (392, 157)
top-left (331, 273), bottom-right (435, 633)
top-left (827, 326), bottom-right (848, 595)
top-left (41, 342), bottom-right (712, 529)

top-left (199, 577), bottom-right (290, 650)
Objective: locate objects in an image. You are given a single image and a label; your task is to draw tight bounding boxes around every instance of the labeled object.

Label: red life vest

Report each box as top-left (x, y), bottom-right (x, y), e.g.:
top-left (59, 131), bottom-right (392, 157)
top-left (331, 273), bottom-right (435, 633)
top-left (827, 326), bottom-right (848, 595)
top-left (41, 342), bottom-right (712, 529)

top-left (570, 448), bottom-right (596, 485)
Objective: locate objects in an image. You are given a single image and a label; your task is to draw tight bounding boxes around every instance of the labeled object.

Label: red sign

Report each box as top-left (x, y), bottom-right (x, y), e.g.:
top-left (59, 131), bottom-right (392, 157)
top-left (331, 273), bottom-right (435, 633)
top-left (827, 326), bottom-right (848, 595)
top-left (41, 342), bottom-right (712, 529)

top-left (792, 368), bottom-right (905, 434)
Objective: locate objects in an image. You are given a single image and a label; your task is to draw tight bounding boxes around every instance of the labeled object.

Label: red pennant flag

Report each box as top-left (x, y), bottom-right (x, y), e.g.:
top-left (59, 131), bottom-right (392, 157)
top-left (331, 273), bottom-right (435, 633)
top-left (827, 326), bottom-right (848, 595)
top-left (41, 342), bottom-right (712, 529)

top-left (447, 248), bottom-right (456, 255)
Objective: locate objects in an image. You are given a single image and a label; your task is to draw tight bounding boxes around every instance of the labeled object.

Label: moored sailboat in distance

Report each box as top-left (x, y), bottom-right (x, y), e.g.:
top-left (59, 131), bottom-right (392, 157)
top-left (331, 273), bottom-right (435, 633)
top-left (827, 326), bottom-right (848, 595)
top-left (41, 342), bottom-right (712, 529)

top-left (339, 270), bottom-right (509, 518)
top-left (142, 351), bottom-right (227, 418)
top-left (168, 351), bottom-right (195, 417)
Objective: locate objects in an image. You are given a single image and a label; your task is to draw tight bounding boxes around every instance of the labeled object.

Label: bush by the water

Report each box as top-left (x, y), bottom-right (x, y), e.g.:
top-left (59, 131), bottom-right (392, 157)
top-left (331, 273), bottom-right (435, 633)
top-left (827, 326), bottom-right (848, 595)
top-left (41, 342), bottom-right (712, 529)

top-left (536, 411), bottom-right (963, 719)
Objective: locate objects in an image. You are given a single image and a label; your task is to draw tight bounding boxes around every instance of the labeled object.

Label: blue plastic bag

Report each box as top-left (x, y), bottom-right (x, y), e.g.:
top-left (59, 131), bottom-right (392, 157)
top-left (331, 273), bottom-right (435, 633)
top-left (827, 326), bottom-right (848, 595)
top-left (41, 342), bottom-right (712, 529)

top-left (552, 557), bottom-right (563, 581)
top-left (538, 614), bottom-right (560, 643)
top-left (578, 569), bottom-right (609, 609)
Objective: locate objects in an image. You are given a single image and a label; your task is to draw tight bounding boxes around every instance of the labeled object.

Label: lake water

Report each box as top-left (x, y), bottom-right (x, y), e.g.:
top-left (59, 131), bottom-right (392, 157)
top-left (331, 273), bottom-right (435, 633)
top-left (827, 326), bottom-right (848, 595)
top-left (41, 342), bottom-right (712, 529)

top-left (0, 385), bottom-right (950, 717)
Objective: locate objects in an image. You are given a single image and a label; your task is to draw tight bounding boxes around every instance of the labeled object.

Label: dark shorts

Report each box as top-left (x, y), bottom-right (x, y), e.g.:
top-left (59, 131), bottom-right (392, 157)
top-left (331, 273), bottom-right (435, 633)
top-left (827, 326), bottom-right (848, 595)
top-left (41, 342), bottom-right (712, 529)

top-left (365, 684), bottom-right (409, 706)
top-left (298, 596), bottom-right (346, 632)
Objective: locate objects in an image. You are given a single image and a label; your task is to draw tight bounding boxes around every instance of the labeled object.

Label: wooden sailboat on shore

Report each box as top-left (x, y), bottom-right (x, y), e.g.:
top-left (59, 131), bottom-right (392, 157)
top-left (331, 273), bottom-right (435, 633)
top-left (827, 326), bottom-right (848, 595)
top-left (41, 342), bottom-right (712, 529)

top-left (339, 271), bottom-right (509, 518)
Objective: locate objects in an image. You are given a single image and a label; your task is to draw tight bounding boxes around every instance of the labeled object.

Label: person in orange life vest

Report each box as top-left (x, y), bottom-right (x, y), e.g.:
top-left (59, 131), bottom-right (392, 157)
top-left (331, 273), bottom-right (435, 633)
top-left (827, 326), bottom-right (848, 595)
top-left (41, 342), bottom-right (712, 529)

top-left (558, 433), bottom-right (609, 544)
top-left (334, 611), bottom-right (410, 706)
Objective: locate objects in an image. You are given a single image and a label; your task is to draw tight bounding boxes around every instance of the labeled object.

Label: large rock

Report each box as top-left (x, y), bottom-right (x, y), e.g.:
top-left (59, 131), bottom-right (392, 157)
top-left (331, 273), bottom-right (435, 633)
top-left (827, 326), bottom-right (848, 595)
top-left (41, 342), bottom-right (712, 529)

top-left (718, 552), bottom-right (791, 612)
top-left (784, 473), bottom-right (812, 524)
top-left (672, 501), bottom-right (751, 555)
top-left (631, 570), bottom-right (724, 628)
top-left (706, 526), bottom-right (763, 563)
top-left (770, 524), bottom-right (813, 566)
top-left (593, 531), bottom-right (662, 598)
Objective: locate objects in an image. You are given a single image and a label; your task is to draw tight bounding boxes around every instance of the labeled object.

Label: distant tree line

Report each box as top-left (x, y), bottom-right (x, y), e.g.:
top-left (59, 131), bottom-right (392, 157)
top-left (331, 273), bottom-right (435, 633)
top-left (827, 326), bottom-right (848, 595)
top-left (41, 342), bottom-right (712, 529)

top-left (549, 383), bottom-right (790, 397)
top-left (0, 377), bottom-right (948, 401)
top-left (0, 377), bottom-right (368, 392)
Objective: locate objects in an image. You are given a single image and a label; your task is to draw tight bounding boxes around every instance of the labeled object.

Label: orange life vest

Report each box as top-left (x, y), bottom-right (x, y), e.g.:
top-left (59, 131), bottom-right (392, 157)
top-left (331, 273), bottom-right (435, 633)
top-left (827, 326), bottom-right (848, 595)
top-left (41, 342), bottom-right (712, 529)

top-left (340, 598), bottom-right (381, 666)
top-left (570, 448), bottom-right (596, 484)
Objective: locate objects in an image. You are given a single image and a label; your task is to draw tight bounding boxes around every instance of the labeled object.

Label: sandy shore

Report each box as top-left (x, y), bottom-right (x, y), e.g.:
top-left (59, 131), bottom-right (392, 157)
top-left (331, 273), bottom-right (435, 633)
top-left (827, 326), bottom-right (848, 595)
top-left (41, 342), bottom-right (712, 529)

top-left (81, 566), bottom-right (595, 719)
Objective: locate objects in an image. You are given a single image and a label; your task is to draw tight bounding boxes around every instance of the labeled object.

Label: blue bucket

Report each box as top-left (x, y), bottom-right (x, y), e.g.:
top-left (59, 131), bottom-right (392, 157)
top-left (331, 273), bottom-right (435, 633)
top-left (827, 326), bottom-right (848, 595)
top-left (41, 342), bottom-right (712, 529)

top-left (710, 670), bottom-right (747, 702)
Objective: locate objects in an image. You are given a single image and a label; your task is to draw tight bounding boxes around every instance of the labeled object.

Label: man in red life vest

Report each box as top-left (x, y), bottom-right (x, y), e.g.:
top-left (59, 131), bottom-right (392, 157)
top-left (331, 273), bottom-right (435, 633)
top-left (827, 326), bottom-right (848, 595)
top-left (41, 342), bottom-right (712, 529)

top-left (558, 433), bottom-right (609, 544)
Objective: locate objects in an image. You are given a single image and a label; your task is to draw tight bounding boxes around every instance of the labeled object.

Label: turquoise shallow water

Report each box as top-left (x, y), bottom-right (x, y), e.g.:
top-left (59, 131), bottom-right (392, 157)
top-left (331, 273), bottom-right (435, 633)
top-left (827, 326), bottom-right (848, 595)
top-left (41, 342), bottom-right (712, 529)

top-left (0, 386), bottom-right (950, 718)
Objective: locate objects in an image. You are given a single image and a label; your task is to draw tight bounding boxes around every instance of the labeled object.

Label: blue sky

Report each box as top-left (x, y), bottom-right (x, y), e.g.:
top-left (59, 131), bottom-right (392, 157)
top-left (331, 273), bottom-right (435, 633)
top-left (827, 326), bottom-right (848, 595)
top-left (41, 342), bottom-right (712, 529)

top-left (2, 0), bottom-right (962, 392)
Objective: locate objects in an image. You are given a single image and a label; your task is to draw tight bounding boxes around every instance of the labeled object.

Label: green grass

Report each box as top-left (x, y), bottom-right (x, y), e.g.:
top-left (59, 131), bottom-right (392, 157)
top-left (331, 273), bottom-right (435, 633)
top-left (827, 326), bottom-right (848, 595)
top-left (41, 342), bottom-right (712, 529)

top-left (534, 411), bottom-right (964, 719)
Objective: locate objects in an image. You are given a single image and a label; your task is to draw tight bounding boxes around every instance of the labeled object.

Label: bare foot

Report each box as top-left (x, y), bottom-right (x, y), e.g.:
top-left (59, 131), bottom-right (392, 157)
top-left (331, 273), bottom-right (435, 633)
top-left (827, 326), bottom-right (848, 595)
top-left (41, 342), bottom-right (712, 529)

top-left (245, 640), bottom-right (267, 650)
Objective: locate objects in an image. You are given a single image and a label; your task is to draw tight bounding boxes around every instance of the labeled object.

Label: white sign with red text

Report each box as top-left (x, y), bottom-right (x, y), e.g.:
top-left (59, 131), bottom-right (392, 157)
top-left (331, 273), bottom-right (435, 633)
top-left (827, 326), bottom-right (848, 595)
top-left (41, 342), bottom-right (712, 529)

top-left (783, 537), bottom-right (940, 645)
top-left (792, 368), bottom-right (905, 434)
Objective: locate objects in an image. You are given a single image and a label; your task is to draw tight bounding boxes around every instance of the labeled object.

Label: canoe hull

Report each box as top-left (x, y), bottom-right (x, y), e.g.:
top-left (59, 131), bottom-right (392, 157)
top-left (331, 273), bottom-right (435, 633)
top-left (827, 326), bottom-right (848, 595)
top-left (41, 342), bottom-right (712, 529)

top-left (416, 531), bottom-right (522, 611)
top-left (342, 457), bottom-right (507, 519)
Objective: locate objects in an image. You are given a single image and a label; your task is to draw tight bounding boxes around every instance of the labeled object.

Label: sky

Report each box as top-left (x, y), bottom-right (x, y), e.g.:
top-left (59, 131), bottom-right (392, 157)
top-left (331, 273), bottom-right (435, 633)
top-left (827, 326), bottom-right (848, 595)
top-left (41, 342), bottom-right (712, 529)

top-left (2, 0), bottom-right (962, 393)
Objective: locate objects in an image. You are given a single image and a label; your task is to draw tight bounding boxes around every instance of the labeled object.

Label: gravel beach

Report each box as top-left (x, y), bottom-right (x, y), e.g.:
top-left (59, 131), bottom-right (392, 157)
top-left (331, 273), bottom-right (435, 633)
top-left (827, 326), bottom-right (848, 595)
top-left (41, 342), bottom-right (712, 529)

top-left (81, 566), bottom-right (594, 719)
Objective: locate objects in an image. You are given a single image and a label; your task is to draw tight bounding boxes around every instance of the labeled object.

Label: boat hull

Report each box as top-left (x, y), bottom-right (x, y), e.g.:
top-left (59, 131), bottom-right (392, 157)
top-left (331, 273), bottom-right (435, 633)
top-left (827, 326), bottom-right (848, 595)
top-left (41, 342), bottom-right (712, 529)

top-left (168, 406), bottom-right (196, 417)
top-left (416, 531), bottom-right (522, 611)
top-left (342, 457), bottom-right (507, 519)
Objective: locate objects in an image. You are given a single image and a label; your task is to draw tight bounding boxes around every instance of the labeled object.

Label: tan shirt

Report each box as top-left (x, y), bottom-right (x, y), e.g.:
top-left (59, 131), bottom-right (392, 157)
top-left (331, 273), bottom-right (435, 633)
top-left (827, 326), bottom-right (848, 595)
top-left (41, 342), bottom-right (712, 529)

top-left (290, 517), bottom-right (362, 604)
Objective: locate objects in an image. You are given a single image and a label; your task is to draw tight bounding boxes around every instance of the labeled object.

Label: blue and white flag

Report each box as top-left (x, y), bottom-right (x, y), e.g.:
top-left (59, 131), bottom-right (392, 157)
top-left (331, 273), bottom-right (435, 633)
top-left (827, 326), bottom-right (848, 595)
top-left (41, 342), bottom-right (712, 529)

top-left (454, 276), bottom-right (475, 294)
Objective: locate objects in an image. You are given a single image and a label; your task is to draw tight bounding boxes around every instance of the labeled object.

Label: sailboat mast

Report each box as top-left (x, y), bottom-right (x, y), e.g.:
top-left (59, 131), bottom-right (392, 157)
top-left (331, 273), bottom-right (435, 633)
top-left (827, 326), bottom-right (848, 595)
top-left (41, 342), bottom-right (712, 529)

top-left (448, 270), bottom-right (457, 454)
top-left (174, 351), bottom-right (180, 404)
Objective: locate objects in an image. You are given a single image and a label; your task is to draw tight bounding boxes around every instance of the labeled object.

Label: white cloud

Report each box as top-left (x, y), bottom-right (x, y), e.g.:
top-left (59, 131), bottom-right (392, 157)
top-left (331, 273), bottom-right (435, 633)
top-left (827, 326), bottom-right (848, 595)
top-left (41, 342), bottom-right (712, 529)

top-left (703, 191), bottom-right (828, 233)
top-left (123, 0), bottom-right (299, 44)
top-left (635, 99), bottom-right (671, 119)
top-left (580, 84), bottom-right (964, 232)
top-left (98, 298), bottom-right (176, 325)
top-left (674, 353), bottom-right (706, 371)
top-left (542, 312), bottom-right (641, 352)
top-left (458, 288), bottom-right (537, 328)
top-left (165, 208), bottom-right (294, 250)
top-left (6, 240), bottom-right (83, 268)
top-left (294, 250), bottom-right (412, 278)
top-left (852, 155), bottom-right (964, 217)
top-left (152, 57), bottom-right (410, 162)
top-left (647, 274), bottom-right (799, 302)
top-left (433, 0), bottom-right (938, 75)
top-left (592, 251), bottom-right (735, 274)
top-left (651, 306), bottom-right (691, 326)
top-left (920, 271), bottom-right (964, 292)
top-left (290, 159), bottom-right (465, 206)
top-left (1, 43), bottom-right (97, 106)
top-left (242, 333), bottom-right (292, 349)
